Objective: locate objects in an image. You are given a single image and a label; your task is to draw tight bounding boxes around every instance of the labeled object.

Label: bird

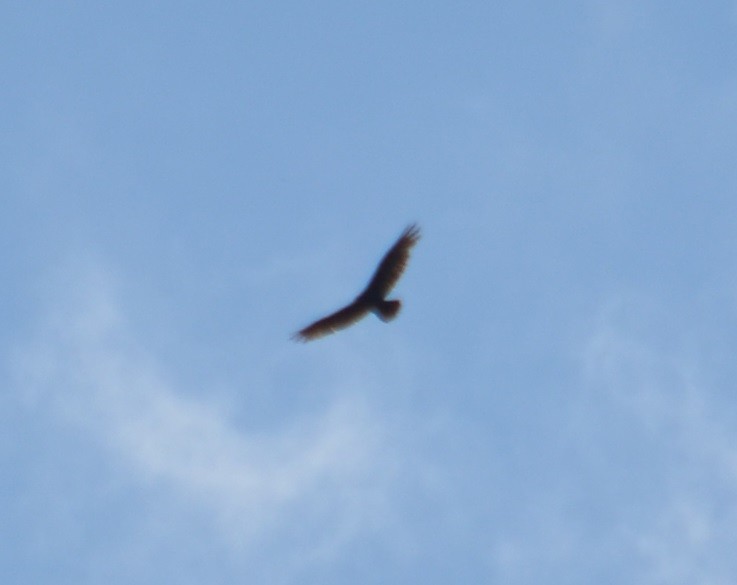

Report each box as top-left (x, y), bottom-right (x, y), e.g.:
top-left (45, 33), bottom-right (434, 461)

top-left (293, 223), bottom-right (421, 342)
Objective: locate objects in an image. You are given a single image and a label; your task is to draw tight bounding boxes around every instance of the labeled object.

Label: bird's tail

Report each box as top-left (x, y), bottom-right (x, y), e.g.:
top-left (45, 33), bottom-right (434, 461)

top-left (375, 299), bottom-right (401, 322)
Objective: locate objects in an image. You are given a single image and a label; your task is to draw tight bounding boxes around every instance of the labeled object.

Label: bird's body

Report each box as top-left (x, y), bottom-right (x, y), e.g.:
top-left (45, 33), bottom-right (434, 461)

top-left (293, 224), bottom-right (420, 341)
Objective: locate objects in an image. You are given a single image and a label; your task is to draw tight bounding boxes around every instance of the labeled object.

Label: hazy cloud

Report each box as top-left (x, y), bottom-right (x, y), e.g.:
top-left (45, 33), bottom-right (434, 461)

top-left (578, 293), bottom-right (737, 583)
top-left (13, 262), bottom-right (401, 561)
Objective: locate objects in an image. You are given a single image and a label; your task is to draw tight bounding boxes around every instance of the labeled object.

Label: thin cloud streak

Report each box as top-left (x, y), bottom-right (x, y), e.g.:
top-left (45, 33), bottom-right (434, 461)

top-left (579, 293), bottom-right (737, 584)
top-left (13, 263), bottom-right (400, 554)
top-left (485, 292), bottom-right (737, 584)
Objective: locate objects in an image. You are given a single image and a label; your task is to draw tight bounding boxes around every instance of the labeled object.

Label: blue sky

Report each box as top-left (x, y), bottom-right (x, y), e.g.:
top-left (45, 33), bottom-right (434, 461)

top-left (3, 2), bottom-right (737, 583)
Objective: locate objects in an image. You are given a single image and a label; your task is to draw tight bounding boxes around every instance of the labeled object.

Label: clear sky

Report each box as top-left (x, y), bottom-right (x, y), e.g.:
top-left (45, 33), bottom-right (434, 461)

top-left (3, 2), bottom-right (737, 583)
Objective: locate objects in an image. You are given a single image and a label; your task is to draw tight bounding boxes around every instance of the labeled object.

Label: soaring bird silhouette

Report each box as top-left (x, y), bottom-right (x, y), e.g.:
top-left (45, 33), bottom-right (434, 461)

top-left (293, 224), bottom-right (421, 342)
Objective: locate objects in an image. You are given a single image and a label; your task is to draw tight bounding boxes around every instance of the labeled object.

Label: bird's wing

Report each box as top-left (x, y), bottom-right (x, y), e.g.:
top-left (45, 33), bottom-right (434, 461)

top-left (363, 223), bottom-right (421, 298)
top-left (293, 300), bottom-right (370, 342)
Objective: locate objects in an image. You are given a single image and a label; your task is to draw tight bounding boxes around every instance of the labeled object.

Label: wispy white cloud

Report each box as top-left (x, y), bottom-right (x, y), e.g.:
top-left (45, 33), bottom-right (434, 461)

top-left (12, 261), bottom-right (402, 563)
top-left (578, 292), bottom-right (737, 584)
top-left (483, 291), bottom-right (737, 584)
top-left (18, 264), bottom-right (737, 583)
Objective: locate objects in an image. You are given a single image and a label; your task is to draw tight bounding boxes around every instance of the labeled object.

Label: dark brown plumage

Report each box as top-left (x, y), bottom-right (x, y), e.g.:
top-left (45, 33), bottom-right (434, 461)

top-left (293, 224), bottom-right (421, 342)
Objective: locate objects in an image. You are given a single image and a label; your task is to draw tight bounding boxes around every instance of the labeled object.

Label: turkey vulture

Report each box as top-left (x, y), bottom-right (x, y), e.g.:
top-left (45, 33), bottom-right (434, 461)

top-left (293, 224), bottom-right (421, 341)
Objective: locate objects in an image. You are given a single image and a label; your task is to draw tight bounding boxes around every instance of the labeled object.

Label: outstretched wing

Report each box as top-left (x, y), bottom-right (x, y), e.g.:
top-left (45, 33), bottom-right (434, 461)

top-left (363, 223), bottom-right (421, 298)
top-left (293, 300), bottom-right (370, 342)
